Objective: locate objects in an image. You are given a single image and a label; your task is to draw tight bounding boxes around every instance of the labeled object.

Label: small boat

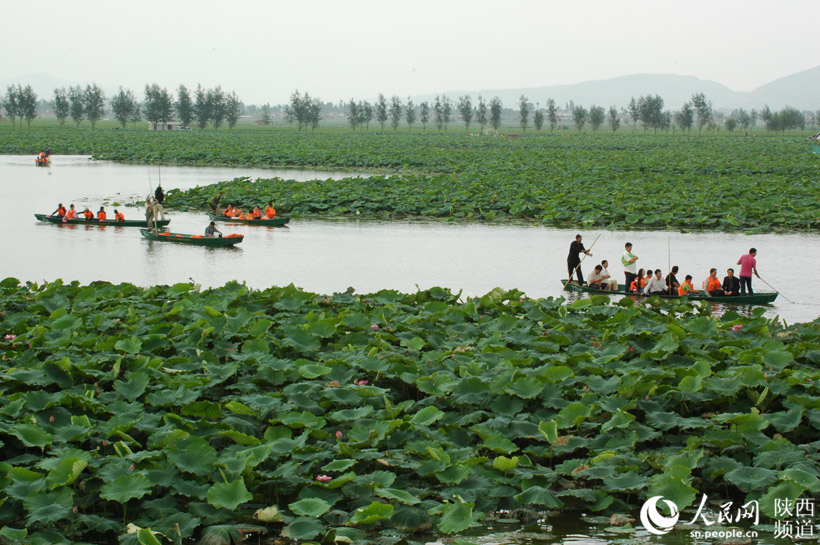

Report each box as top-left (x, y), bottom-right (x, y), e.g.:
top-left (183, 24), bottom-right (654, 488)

top-left (35, 157), bottom-right (50, 167)
top-left (35, 214), bottom-right (171, 228)
top-left (140, 229), bottom-right (243, 247)
top-left (562, 281), bottom-right (778, 304)
top-left (208, 213), bottom-right (290, 227)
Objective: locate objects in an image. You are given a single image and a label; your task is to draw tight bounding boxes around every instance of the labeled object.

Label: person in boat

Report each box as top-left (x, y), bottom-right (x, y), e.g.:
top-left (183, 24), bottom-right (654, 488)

top-left (265, 202), bottom-right (276, 218)
top-left (223, 204), bottom-right (233, 217)
top-left (736, 248), bottom-right (759, 295)
top-left (722, 268), bottom-right (740, 296)
top-left (51, 203), bottom-right (67, 217)
top-left (587, 265), bottom-right (608, 290)
top-left (114, 209), bottom-right (125, 222)
top-left (644, 269), bottom-right (668, 295)
top-left (207, 192), bottom-right (223, 214)
top-left (204, 221), bottom-right (223, 238)
top-left (65, 204), bottom-right (77, 220)
top-left (567, 234), bottom-right (591, 284)
top-left (45, 148), bottom-right (51, 157)
top-left (630, 268), bottom-right (646, 293)
top-left (679, 275), bottom-right (695, 296)
top-left (154, 184), bottom-right (164, 205)
top-left (252, 206), bottom-right (262, 219)
top-left (621, 242), bottom-right (638, 289)
top-left (97, 207), bottom-right (107, 221)
top-left (704, 268), bottom-right (725, 296)
top-left (145, 197), bottom-right (156, 232)
top-left (600, 260), bottom-right (618, 291)
top-left (82, 208), bottom-right (94, 220)
top-left (665, 265), bottom-right (680, 296)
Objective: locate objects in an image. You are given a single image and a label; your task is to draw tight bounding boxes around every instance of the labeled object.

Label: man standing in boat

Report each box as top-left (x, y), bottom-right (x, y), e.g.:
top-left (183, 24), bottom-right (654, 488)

top-left (153, 184), bottom-right (166, 221)
top-left (737, 248), bottom-right (759, 295)
top-left (567, 234), bottom-right (591, 284)
top-left (621, 242), bottom-right (638, 290)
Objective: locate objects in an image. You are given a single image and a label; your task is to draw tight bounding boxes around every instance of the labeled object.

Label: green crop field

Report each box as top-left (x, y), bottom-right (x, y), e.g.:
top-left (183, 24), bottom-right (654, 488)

top-left (1, 278), bottom-right (819, 544)
top-left (2, 127), bottom-right (818, 232)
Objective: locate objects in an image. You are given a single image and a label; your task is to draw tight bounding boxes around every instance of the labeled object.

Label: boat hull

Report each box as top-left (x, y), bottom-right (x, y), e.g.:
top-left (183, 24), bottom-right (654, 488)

top-left (208, 213), bottom-right (290, 226)
top-left (561, 281), bottom-right (778, 304)
top-left (35, 214), bottom-right (170, 228)
top-left (140, 229), bottom-right (243, 247)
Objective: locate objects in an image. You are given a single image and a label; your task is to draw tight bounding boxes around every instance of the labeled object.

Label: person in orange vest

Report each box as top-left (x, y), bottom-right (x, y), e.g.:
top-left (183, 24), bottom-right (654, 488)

top-left (97, 207), bottom-right (107, 221)
top-left (252, 206), bottom-right (262, 219)
top-left (630, 268), bottom-right (646, 293)
top-left (65, 204), bottom-right (77, 219)
top-left (265, 202), bottom-right (276, 218)
top-left (82, 208), bottom-right (94, 220)
top-left (223, 204), bottom-right (233, 217)
top-left (231, 207), bottom-right (242, 218)
top-left (678, 275), bottom-right (695, 296)
top-left (52, 203), bottom-right (67, 217)
top-left (114, 209), bottom-right (125, 222)
top-left (703, 268), bottom-right (724, 296)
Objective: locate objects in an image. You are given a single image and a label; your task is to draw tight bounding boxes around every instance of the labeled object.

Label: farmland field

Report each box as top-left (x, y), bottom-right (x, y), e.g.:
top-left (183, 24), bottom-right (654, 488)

top-left (1, 279), bottom-right (820, 544)
top-left (1, 127), bottom-right (818, 232)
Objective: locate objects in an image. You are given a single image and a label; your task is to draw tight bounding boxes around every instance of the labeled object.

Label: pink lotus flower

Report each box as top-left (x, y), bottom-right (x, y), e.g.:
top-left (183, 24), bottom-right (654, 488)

top-left (732, 324), bottom-right (744, 331)
top-left (316, 475), bottom-right (332, 482)
top-left (628, 346), bottom-right (635, 353)
top-left (370, 324), bottom-right (379, 330)
top-left (356, 380), bottom-right (368, 386)
top-left (4, 334), bottom-right (16, 340)
top-left (335, 431), bottom-right (343, 439)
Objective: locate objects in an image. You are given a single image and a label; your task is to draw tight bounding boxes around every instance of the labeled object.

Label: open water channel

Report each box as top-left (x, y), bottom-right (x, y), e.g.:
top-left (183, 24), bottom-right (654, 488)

top-left (3, 155), bottom-right (820, 543)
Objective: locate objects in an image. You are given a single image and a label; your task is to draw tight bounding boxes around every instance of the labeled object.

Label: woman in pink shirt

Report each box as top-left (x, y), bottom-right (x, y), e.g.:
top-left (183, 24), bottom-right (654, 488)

top-left (737, 248), bottom-right (759, 294)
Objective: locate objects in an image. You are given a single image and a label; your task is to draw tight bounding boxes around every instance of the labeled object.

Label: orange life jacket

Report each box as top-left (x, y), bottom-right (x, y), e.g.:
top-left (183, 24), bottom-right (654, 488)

top-left (630, 278), bottom-right (646, 292)
top-left (66, 209), bottom-right (76, 219)
top-left (678, 282), bottom-right (694, 296)
top-left (83, 210), bottom-right (93, 219)
top-left (223, 207), bottom-right (232, 217)
top-left (97, 211), bottom-right (107, 221)
top-left (265, 206), bottom-right (276, 218)
top-left (57, 206), bottom-right (66, 216)
top-left (706, 276), bottom-right (721, 291)
top-left (253, 209), bottom-right (262, 218)
top-left (115, 212), bottom-right (124, 221)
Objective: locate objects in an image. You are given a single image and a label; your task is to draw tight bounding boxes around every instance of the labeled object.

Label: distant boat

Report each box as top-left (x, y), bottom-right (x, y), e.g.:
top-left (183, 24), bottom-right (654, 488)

top-left (35, 156), bottom-right (50, 167)
top-left (35, 213), bottom-right (170, 228)
top-left (208, 213), bottom-right (290, 227)
top-left (562, 281), bottom-right (778, 304)
top-left (140, 229), bottom-right (243, 247)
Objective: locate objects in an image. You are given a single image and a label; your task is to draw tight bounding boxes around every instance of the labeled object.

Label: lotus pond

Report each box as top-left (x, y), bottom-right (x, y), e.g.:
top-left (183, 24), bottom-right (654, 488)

top-left (2, 280), bottom-right (820, 545)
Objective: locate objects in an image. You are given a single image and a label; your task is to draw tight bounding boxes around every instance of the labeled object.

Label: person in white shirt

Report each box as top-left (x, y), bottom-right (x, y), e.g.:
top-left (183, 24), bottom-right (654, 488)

top-left (600, 260), bottom-right (619, 291)
top-left (587, 265), bottom-right (607, 289)
top-left (644, 269), bottom-right (667, 295)
top-left (621, 242), bottom-right (638, 290)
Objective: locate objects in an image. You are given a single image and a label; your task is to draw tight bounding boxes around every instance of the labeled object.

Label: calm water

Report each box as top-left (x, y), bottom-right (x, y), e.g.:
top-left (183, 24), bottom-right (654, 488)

top-left (3, 155), bottom-right (819, 324)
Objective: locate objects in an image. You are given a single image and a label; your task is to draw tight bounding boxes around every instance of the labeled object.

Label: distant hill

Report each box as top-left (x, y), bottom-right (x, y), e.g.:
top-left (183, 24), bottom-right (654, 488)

top-left (416, 66), bottom-right (820, 112)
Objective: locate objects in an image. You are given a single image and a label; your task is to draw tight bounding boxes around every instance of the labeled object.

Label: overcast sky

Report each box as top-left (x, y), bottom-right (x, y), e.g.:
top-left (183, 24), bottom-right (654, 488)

top-left (5, 0), bottom-right (819, 105)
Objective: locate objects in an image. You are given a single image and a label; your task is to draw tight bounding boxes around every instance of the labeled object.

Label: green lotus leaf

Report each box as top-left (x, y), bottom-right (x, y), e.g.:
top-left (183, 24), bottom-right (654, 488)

top-left (282, 517), bottom-right (324, 540)
top-left (46, 458), bottom-right (87, 490)
top-left (646, 474), bottom-right (697, 510)
top-left (724, 466), bottom-right (778, 492)
top-left (514, 485), bottom-right (563, 508)
top-left (412, 405), bottom-right (444, 427)
top-left (136, 528), bottom-right (162, 545)
top-left (601, 410), bottom-right (636, 432)
top-left (298, 363), bottom-right (332, 379)
top-left (114, 336), bottom-right (142, 354)
top-left (0, 527), bottom-right (27, 542)
top-left (376, 487), bottom-right (422, 505)
top-left (11, 423), bottom-right (53, 448)
top-left (349, 501), bottom-right (394, 525)
top-left (23, 488), bottom-right (74, 526)
top-left (322, 459), bottom-right (356, 472)
top-left (288, 498), bottom-right (331, 517)
top-left (207, 478), bottom-right (253, 511)
top-left (492, 456), bottom-right (519, 472)
top-left (436, 498), bottom-right (475, 534)
top-left (505, 377), bottom-right (544, 399)
top-left (100, 474), bottom-right (152, 504)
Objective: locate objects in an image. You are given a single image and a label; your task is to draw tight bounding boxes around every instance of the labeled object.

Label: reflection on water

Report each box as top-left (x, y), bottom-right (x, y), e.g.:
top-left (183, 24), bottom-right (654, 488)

top-left (3, 155), bottom-right (819, 324)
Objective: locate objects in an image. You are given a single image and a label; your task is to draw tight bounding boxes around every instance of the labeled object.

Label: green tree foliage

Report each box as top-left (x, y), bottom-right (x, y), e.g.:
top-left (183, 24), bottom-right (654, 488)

top-left (533, 109), bottom-right (544, 131)
top-left (347, 99), bottom-right (359, 130)
top-left (546, 98), bottom-right (559, 132)
top-left (260, 104), bottom-right (272, 126)
top-left (209, 86), bottom-right (226, 131)
top-left (457, 95), bottom-right (473, 133)
top-left (627, 97), bottom-right (640, 132)
top-left (405, 98), bottom-right (416, 130)
top-left (129, 102), bottom-right (142, 128)
top-left (441, 96), bottom-right (453, 131)
top-left (225, 91), bottom-right (241, 130)
top-left (725, 117), bottom-right (737, 132)
top-left (144, 83), bottom-right (173, 130)
top-left (19, 85), bottom-right (38, 129)
top-left (762, 105), bottom-right (805, 133)
top-left (375, 94), bottom-right (388, 131)
top-left (82, 83), bottom-right (105, 130)
top-left (637, 94), bottom-right (665, 133)
top-left (572, 105), bottom-right (588, 132)
top-left (675, 102), bottom-right (694, 133)
top-left (389, 95), bottom-right (402, 131)
top-left (518, 95), bottom-right (529, 132)
top-left (111, 87), bottom-right (137, 129)
top-left (476, 95), bottom-right (488, 134)
top-left (730, 108), bottom-right (752, 131)
top-left (53, 87), bottom-right (69, 128)
top-left (194, 84), bottom-right (211, 130)
top-left (419, 101), bottom-right (430, 130)
top-left (434, 96), bottom-right (444, 131)
top-left (176, 85), bottom-right (194, 127)
top-left (357, 101), bottom-right (373, 130)
top-left (607, 106), bottom-right (620, 132)
top-left (588, 105), bottom-right (605, 133)
top-left (691, 93), bottom-right (712, 134)
top-left (2, 85), bottom-right (21, 129)
top-left (69, 85), bottom-right (84, 128)
top-left (489, 96), bottom-right (502, 131)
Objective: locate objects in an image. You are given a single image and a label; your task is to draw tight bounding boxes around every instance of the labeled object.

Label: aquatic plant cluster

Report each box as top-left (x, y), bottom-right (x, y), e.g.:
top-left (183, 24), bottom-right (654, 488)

top-left (2, 128), bottom-right (818, 232)
top-left (1, 278), bottom-right (819, 543)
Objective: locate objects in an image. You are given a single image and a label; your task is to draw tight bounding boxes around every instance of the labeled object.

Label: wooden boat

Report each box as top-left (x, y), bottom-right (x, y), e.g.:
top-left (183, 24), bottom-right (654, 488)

top-left (562, 281), bottom-right (778, 304)
top-left (208, 213), bottom-right (290, 226)
top-left (140, 229), bottom-right (243, 247)
top-left (35, 157), bottom-right (50, 166)
top-left (35, 214), bottom-right (170, 228)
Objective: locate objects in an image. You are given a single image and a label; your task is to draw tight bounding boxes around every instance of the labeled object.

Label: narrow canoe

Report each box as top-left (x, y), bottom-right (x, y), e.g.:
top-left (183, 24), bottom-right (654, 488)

top-left (208, 213), bottom-right (290, 226)
top-left (35, 158), bottom-right (50, 166)
top-left (140, 229), bottom-right (243, 247)
top-left (35, 214), bottom-right (170, 228)
top-left (562, 281), bottom-right (778, 304)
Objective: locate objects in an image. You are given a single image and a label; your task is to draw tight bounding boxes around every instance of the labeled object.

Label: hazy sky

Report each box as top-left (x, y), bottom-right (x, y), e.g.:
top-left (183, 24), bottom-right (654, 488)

top-left (5, 0), bottom-right (819, 105)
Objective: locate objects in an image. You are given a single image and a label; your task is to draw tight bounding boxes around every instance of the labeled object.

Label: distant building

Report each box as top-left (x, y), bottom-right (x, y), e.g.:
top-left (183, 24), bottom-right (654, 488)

top-left (148, 121), bottom-right (186, 131)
